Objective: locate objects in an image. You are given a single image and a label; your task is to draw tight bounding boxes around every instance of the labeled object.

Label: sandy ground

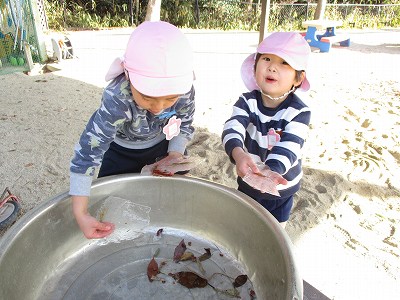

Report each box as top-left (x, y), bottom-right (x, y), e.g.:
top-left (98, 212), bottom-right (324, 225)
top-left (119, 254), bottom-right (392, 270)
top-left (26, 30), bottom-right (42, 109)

top-left (1, 27), bottom-right (399, 299)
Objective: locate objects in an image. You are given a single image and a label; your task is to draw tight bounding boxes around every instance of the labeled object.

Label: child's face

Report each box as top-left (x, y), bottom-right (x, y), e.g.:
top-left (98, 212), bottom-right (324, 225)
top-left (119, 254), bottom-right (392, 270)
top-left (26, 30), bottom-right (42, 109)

top-left (130, 84), bottom-right (181, 115)
top-left (255, 53), bottom-right (303, 101)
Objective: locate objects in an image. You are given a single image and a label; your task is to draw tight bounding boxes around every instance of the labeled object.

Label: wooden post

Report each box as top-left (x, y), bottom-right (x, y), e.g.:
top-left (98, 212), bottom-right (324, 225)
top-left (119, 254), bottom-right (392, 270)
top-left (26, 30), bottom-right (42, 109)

top-left (128, 0), bottom-right (134, 26)
top-left (259, 0), bottom-right (271, 44)
top-left (135, 0), bottom-right (139, 25)
top-left (23, 42), bottom-right (34, 71)
top-left (314, 0), bottom-right (327, 20)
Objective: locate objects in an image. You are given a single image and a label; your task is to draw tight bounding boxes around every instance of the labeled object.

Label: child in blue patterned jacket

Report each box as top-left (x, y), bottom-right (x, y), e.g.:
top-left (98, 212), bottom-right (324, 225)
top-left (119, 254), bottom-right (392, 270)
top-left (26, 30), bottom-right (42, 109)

top-left (70, 21), bottom-right (195, 239)
top-left (222, 32), bottom-right (311, 228)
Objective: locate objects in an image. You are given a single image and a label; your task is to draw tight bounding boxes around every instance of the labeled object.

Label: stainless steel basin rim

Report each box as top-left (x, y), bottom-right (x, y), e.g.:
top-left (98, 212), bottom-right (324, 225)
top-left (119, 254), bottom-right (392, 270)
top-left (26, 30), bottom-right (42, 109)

top-left (0, 175), bottom-right (303, 299)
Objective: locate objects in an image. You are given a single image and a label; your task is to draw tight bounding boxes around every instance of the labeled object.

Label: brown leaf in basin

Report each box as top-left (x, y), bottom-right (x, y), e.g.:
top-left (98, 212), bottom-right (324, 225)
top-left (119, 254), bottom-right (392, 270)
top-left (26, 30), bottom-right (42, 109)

top-left (173, 239), bottom-right (187, 262)
top-left (147, 257), bottom-right (159, 282)
top-left (198, 248), bottom-right (212, 262)
top-left (233, 274), bottom-right (248, 288)
top-left (171, 271), bottom-right (208, 288)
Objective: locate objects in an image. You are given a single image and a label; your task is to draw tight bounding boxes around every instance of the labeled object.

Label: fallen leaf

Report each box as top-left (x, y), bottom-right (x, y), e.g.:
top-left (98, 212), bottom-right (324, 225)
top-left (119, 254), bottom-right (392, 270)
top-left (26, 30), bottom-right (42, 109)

top-left (147, 257), bottom-right (159, 282)
top-left (172, 271), bottom-right (208, 288)
top-left (198, 248), bottom-right (212, 262)
top-left (233, 274), bottom-right (248, 287)
top-left (173, 239), bottom-right (187, 262)
top-left (156, 228), bottom-right (163, 236)
top-left (180, 251), bottom-right (195, 261)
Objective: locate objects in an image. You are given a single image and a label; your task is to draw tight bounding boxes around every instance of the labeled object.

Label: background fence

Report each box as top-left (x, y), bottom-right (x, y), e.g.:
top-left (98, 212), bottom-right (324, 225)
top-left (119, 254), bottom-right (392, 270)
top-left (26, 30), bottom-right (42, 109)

top-left (170, 2), bottom-right (400, 30)
top-left (1, 1), bottom-right (399, 75)
top-left (267, 3), bottom-right (399, 30)
top-left (50, 1), bottom-right (400, 31)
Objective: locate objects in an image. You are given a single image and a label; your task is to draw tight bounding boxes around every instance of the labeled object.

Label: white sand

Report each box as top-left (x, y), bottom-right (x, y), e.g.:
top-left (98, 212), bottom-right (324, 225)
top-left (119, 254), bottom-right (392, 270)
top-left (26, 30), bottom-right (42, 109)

top-left (0, 28), bottom-right (399, 299)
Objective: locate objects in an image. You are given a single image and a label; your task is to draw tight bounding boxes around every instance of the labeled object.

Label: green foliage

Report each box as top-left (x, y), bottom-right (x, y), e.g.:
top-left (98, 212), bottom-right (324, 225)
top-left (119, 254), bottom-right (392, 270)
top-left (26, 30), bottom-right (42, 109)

top-left (195, 0), bottom-right (260, 30)
top-left (159, 0), bottom-right (260, 30)
top-left (44, 0), bottom-right (399, 31)
top-left (161, 0), bottom-right (194, 28)
top-left (44, 0), bottom-right (65, 30)
top-left (44, 0), bottom-right (132, 30)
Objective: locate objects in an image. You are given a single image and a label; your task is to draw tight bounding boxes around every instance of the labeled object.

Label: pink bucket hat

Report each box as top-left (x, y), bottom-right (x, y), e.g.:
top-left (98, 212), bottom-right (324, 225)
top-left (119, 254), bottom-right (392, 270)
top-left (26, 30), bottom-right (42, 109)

top-left (241, 32), bottom-right (311, 92)
top-left (105, 21), bottom-right (193, 96)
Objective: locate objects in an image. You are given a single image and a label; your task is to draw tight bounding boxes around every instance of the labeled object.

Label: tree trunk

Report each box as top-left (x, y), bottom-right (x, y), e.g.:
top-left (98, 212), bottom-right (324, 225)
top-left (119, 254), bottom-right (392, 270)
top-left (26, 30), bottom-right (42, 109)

top-left (145, 0), bottom-right (162, 21)
top-left (314, 0), bottom-right (327, 20)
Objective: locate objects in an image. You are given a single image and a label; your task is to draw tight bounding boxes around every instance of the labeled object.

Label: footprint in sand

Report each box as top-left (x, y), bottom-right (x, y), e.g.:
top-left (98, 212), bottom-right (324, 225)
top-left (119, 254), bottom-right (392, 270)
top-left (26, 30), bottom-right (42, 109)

top-left (334, 224), bottom-right (368, 253)
top-left (388, 149), bottom-right (400, 164)
top-left (361, 119), bottom-right (371, 128)
top-left (343, 139), bottom-right (386, 181)
top-left (349, 201), bottom-right (362, 215)
top-left (344, 108), bottom-right (360, 122)
top-left (315, 184), bottom-right (327, 194)
top-left (188, 127), bottom-right (236, 187)
top-left (383, 225), bottom-right (398, 248)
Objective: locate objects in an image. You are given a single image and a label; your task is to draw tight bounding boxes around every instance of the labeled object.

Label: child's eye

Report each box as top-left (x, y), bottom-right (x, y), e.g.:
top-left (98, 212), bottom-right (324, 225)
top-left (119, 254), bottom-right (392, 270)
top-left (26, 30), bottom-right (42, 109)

top-left (282, 61), bottom-right (289, 65)
top-left (262, 57), bottom-right (270, 61)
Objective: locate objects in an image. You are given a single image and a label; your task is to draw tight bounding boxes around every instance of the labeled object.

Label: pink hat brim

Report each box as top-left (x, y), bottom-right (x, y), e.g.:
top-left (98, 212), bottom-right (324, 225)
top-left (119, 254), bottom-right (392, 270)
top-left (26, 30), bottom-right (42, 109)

top-left (105, 57), bottom-right (194, 96)
top-left (240, 53), bottom-right (310, 92)
top-left (241, 53), bottom-right (259, 92)
top-left (128, 70), bottom-right (194, 97)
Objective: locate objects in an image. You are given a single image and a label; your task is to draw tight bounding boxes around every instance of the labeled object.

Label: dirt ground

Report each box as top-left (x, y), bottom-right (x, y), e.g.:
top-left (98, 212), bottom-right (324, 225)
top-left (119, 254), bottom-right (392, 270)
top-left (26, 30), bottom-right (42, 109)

top-left (1, 27), bottom-right (399, 299)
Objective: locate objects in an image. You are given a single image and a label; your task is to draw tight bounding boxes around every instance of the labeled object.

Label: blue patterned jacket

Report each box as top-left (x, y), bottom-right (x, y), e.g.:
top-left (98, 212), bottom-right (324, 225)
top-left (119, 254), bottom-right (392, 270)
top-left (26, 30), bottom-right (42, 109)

top-left (70, 74), bottom-right (195, 196)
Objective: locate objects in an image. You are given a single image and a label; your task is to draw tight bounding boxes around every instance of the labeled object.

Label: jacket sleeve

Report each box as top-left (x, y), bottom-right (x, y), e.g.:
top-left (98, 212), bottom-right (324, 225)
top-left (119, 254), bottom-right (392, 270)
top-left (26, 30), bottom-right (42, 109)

top-left (69, 88), bottom-right (131, 196)
top-left (168, 86), bottom-right (195, 154)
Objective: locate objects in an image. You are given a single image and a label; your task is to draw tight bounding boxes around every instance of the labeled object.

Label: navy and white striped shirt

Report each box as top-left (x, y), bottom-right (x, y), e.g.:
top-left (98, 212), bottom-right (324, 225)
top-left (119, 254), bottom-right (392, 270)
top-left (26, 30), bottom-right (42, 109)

top-left (222, 90), bottom-right (311, 199)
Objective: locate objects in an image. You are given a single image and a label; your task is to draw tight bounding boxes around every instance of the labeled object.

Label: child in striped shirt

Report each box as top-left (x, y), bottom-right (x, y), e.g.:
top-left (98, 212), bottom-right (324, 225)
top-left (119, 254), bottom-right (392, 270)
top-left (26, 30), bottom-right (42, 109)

top-left (222, 32), bottom-right (311, 228)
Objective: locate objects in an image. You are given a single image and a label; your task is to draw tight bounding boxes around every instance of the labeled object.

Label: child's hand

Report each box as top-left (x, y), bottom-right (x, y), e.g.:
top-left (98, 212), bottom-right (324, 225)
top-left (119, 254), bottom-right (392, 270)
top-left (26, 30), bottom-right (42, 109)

top-left (231, 147), bottom-right (260, 178)
top-left (141, 152), bottom-right (197, 176)
top-left (72, 195), bottom-right (115, 239)
top-left (258, 168), bottom-right (288, 185)
top-left (243, 166), bottom-right (288, 196)
top-left (75, 213), bottom-right (115, 239)
top-left (140, 153), bottom-right (182, 176)
top-left (231, 148), bottom-right (287, 196)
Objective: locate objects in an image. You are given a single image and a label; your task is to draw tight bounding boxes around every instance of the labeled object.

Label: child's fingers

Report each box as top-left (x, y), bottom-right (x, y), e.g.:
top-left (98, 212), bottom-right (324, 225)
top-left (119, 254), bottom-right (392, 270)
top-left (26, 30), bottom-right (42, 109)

top-left (98, 221), bottom-right (115, 231)
top-left (266, 170), bottom-right (288, 185)
top-left (249, 163), bottom-right (260, 174)
top-left (92, 222), bottom-right (115, 239)
top-left (274, 176), bottom-right (288, 185)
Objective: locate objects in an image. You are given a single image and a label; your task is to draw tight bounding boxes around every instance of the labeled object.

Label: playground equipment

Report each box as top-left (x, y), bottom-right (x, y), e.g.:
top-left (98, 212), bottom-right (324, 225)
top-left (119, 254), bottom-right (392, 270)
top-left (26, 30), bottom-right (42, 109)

top-left (0, 187), bottom-right (21, 229)
top-left (0, 0), bottom-right (47, 74)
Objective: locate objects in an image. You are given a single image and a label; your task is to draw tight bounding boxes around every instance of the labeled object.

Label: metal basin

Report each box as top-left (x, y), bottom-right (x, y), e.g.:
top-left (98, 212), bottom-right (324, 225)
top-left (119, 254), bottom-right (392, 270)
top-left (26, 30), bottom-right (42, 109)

top-left (0, 175), bottom-right (302, 299)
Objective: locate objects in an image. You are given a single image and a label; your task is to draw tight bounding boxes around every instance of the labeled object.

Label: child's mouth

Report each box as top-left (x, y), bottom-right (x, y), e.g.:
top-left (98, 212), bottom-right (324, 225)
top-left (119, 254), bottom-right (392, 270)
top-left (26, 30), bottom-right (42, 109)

top-left (266, 77), bottom-right (277, 83)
